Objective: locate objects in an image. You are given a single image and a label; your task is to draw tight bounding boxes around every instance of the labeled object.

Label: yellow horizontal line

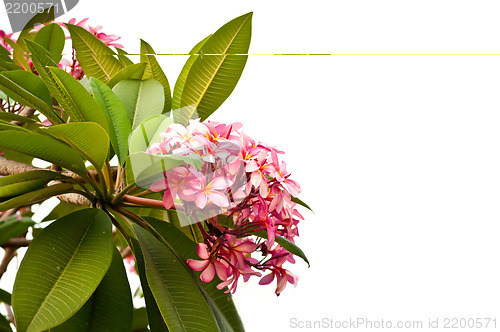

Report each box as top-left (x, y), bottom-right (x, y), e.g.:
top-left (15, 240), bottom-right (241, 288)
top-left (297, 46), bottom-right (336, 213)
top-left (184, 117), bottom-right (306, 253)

top-left (130, 53), bottom-right (500, 56)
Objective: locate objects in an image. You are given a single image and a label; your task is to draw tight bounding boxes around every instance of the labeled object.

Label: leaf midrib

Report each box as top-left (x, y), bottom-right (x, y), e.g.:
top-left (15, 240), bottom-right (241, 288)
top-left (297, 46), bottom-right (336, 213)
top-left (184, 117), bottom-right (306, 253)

top-left (27, 211), bottom-right (97, 331)
top-left (189, 15), bottom-right (250, 112)
top-left (73, 30), bottom-right (116, 81)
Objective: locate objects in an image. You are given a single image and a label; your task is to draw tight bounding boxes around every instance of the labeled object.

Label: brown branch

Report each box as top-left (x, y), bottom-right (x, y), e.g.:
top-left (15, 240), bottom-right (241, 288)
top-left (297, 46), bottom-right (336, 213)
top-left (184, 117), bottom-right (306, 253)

top-left (1, 238), bottom-right (31, 248)
top-left (0, 247), bottom-right (17, 280)
top-left (120, 246), bottom-right (132, 259)
top-left (4, 302), bottom-right (14, 326)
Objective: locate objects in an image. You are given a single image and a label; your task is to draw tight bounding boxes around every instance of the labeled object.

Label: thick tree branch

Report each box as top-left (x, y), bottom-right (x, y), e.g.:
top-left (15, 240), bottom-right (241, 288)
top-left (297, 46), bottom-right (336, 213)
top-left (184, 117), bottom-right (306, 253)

top-left (1, 238), bottom-right (31, 248)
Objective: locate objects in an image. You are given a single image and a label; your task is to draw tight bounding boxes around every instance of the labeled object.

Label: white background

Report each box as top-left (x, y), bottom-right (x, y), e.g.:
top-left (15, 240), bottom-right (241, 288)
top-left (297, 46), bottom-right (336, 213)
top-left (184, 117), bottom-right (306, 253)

top-left (3, 1), bottom-right (500, 331)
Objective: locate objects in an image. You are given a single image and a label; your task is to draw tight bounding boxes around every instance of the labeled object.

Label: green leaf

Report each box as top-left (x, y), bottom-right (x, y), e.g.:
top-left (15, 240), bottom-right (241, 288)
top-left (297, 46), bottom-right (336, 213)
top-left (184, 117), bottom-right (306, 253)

top-left (66, 24), bottom-right (124, 82)
top-left (0, 183), bottom-right (73, 213)
top-left (0, 70), bottom-right (62, 125)
top-left (130, 239), bottom-right (169, 332)
top-left (0, 289), bottom-right (11, 305)
top-left (172, 35), bottom-right (211, 111)
top-left (0, 147), bottom-right (34, 164)
top-left (0, 130), bottom-right (87, 175)
top-left (133, 224), bottom-right (221, 331)
top-left (140, 40), bottom-right (172, 112)
top-left (12, 209), bottom-right (114, 332)
top-left (255, 230), bottom-right (310, 267)
top-left (41, 123), bottom-right (110, 170)
top-left (42, 201), bottom-right (87, 222)
top-left (0, 112), bottom-right (36, 123)
top-left (0, 170), bottom-right (68, 198)
top-left (291, 196), bottom-right (313, 212)
top-left (131, 307), bottom-right (149, 332)
top-left (34, 23), bottom-right (65, 64)
top-left (16, 6), bottom-right (55, 49)
top-left (0, 314), bottom-right (12, 332)
top-left (3, 38), bottom-right (30, 71)
top-left (46, 67), bottom-right (108, 127)
top-left (107, 62), bottom-right (147, 89)
top-left (0, 216), bottom-right (35, 245)
top-left (0, 119), bottom-right (29, 132)
top-left (49, 249), bottom-right (133, 332)
top-left (145, 217), bottom-right (244, 332)
top-left (128, 114), bottom-right (173, 155)
top-left (0, 58), bottom-right (21, 72)
top-left (115, 48), bottom-right (134, 67)
top-left (113, 78), bottom-right (165, 130)
top-left (90, 78), bottom-right (132, 165)
top-left (175, 12), bottom-right (252, 125)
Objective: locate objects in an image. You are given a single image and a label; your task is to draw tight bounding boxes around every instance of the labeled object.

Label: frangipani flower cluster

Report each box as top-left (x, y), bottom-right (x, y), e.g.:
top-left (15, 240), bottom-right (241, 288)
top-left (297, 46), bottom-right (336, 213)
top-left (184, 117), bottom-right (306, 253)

top-left (146, 119), bottom-right (304, 295)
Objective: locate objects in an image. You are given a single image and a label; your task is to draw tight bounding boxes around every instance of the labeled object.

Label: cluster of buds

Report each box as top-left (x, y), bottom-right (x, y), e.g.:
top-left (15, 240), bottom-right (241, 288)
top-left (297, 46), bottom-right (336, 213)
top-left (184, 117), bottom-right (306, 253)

top-left (146, 120), bottom-right (304, 295)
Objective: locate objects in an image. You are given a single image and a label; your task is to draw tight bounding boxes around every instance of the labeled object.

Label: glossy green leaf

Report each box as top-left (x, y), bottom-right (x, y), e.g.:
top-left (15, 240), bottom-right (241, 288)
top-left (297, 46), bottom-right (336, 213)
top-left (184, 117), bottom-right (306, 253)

top-left (49, 249), bottom-right (133, 332)
top-left (0, 44), bottom-right (10, 60)
top-left (131, 307), bottom-right (149, 332)
top-left (0, 216), bottom-right (35, 245)
top-left (0, 70), bottom-right (61, 125)
top-left (3, 39), bottom-right (30, 71)
top-left (128, 114), bottom-right (173, 154)
top-left (175, 12), bottom-right (252, 125)
top-left (107, 62), bottom-right (147, 89)
top-left (115, 48), bottom-right (134, 67)
top-left (41, 123), bottom-right (110, 170)
top-left (140, 40), bottom-right (171, 112)
top-left (113, 78), bottom-right (165, 130)
top-left (16, 6), bottom-right (55, 49)
top-left (90, 78), bottom-right (131, 165)
top-left (0, 170), bottom-right (67, 198)
top-left (172, 35), bottom-right (211, 111)
top-left (0, 112), bottom-right (36, 123)
top-left (133, 224), bottom-right (220, 331)
top-left (0, 289), bottom-right (11, 305)
top-left (34, 23), bottom-right (65, 64)
top-left (0, 119), bottom-right (28, 131)
top-left (41, 201), bottom-right (87, 222)
top-left (255, 230), bottom-right (310, 267)
top-left (0, 314), bottom-right (12, 332)
top-left (0, 183), bottom-right (73, 213)
top-left (0, 58), bottom-right (20, 72)
top-left (291, 196), bottom-right (313, 212)
top-left (46, 67), bottom-right (108, 127)
top-left (66, 24), bottom-right (124, 82)
top-left (12, 209), bottom-right (114, 332)
top-left (0, 131), bottom-right (86, 175)
top-left (130, 239), bottom-right (169, 332)
top-left (145, 217), bottom-right (244, 332)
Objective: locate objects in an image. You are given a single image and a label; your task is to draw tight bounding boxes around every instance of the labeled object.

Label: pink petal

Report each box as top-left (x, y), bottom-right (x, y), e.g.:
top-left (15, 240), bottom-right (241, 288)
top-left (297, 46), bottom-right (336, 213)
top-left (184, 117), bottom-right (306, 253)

top-left (250, 171), bottom-right (262, 188)
top-left (150, 177), bottom-right (168, 192)
top-left (195, 192), bottom-right (208, 209)
top-left (207, 191), bottom-right (229, 208)
top-left (214, 260), bottom-right (230, 281)
top-left (285, 179), bottom-right (301, 196)
top-left (187, 259), bottom-right (209, 271)
top-left (210, 177), bottom-right (232, 190)
top-left (259, 273), bottom-right (275, 285)
top-left (162, 189), bottom-right (175, 209)
top-left (245, 160), bottom-right (259, 172)
top-left (200, 264), bottom-right (215, 282)
top-left (196, 243), bottom-right (210, 260)
top-left (259, 179), bottom-right (269, 198)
